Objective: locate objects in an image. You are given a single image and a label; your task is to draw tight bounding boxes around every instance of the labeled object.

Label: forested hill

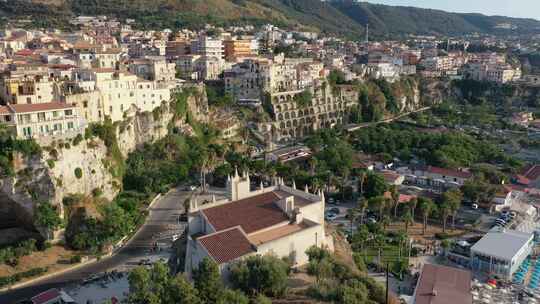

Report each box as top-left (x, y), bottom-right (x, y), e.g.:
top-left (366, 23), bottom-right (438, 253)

top-left (2, 0), bottom-right (540, 38)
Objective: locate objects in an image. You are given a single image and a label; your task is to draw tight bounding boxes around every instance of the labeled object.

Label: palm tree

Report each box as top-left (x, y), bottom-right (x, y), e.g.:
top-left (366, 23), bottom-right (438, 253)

top-left (419, 198), bottom-right (435, 235)
top-left (402, 208), bottom-right (414, 233)
top-left (358, 198), bottom-right (369, 225)
top-left (440, 202), bottom-right (451, 233)
top-left (347, 208), bottom-right (358, 235)
top-left (368, 196), bottom-right (387, 221)
top-left (358, 170), bottom-right (367, 195)
top-left (410, 197), bottom-right (418, 222)
top-left (374, 233), bottom-right (386, 271)
top-left (381, 214), bottom-right (391, 230)
top-left (443, 189), bottom-right (463, 231)
top-left (390, 185), bottom-right (400, 219)
top-left (396, 231), bottom-right (408, 260)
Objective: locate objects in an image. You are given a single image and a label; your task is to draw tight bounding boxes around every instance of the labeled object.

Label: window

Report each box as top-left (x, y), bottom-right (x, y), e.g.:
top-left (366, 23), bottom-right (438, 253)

top-left (65, 110), bottom-right (73, 116)
top-left (38, 112), bottom-right (46, 122)
top-left (83, 101), bottom-right (88, 108)
top-left (23, 127), bottom-right (32, 137)
top-left (26, 97), bottom-right (31, 104)
top-left (68, 122), bottom-right (74, 129)
top-left (109, 106), bottom-right (113, 113)
top-left (52, 111), bottom-right (58, 118)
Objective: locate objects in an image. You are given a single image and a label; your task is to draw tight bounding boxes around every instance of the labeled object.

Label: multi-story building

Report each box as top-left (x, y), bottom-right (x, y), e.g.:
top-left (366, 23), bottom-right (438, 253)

top-left (0, 75), bottom-right (55, 105)
top-left (224, 39), bottom-right (254, 61)
top-left (192, 36), bottom-right (224, 59)
top-left (224, 55), bottom-right (357, 139)
top-left (185, 171), bottom-right (331, 279)
top-left (166, 39), bottom-right (192, 59)
top-left (128, 56), bottom-right (176, 82)
top-left (0, 102), bottom-right (83, 141)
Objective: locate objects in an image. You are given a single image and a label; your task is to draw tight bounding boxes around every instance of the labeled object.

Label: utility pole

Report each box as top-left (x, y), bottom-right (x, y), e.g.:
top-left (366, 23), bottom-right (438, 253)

top-left (386, 262), bottom-right (390, 304)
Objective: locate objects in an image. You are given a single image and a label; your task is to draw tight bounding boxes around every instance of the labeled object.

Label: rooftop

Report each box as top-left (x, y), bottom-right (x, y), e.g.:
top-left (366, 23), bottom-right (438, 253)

top-left (427, 166), bottom-right (472, 179)
top-left (521, 164), bottom-right (540, 181)
top-left (8, 102), bottom-right (75, 114)
top-left (248, 220), bottom-right (315, 245)
top-left (201, 191), bottom-right (289, 234)
top-left (31, 288), bottom-right (61, 304)
top-left (198, 226), bottom-right (255, 264)
top-left (470, 229), bottom-right (532, 261)
top-left (414, 264), bottom-right (472, 304)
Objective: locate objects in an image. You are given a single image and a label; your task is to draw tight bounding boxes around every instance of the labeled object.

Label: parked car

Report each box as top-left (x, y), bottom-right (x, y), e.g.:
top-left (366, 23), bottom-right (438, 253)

top-left (325, 212), bottom-right (338, 221)
top-left (329, 207), bottom-right (340, 214)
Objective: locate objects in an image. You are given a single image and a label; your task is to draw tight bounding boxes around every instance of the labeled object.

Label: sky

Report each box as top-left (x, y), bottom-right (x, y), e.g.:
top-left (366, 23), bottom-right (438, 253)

top-left (364, 0), bottom-right (540, 20)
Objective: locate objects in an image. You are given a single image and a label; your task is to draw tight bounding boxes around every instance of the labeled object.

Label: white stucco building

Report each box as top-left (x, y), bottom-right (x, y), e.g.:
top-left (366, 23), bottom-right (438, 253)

top-left (185, 170), bottom-right (332, 280)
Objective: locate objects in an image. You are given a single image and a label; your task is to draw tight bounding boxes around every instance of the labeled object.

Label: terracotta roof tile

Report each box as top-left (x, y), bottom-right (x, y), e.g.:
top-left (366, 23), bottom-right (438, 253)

top-left (414, 264), bottom-right (472, 304)
top-left (31, 288), bottom-right (61, 304)
top-left (427, 166), bottom-right (472, 179)
top-left (0, 106), bottom-right (10, 115)
top-left (202, 191), bottom-right (289, 234)
top-left (198, 227), bottom-right (254, 264)
top-left (9, 102), bottom-right (74, 113)
top-left (522, 165), bottom-right (540, 181)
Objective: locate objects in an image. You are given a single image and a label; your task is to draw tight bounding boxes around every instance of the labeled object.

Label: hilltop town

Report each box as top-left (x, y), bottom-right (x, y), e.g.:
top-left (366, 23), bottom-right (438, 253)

top-left (0, 11), bottom-right (540, 304)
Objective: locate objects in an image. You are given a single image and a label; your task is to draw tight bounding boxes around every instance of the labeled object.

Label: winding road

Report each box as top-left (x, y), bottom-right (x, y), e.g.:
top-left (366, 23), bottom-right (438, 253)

top-left (0, 188), bottom-right (190, 304)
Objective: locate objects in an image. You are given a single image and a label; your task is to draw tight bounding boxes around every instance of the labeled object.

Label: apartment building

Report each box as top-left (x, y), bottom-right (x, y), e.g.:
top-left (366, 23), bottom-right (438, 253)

top-left (128, 56), bottom-right (176, 82)
top-left (192, 36), bottom-right (224, 59)
top-left (165, 39), bottom-right (192, 58)
top-left (225, 55), bottom-right (357, 139)
top-left (0, 75), bottom-right (55, 105)
top-left (224, 39), bottom-right (254, 61)
top-left (464, 63), bottom-right (521, 84)
top-left (0, 102), bottom-right (83, 140)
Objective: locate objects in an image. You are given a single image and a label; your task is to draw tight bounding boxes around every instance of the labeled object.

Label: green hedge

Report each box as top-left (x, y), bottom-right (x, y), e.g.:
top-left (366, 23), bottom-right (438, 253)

top-left (0, 267), bottom-right (48, 288)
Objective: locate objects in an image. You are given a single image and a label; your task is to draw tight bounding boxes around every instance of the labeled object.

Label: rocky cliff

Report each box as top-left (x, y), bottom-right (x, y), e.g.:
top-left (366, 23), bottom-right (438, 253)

top-left (0, 85), bottom-right (208, 235)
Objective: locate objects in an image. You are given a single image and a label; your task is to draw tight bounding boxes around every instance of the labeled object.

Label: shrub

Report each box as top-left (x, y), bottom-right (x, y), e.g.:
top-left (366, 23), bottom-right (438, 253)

top-left (0, 267), bottom-right (48, 288)
top-left (72, 134), bottom-right (83, 146)
top-left (70, 255), bottom-right (82, 264)
top-left (230, 255), bottom-right (290, 297)
top-left (74, 167), bottom-right (83, 179)
top-left (92, 188), bottom-right (103, 197)
top-left (46, 159), bottom-right (55, 169)
top-left (435, 232), bottom-right (450, 240)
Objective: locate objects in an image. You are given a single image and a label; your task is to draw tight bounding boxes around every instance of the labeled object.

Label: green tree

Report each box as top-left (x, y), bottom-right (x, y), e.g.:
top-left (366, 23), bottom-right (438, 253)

top-left (34, 202), bottom-right (62, 232)
top-left (127, 266), bottom-right (159, 304)
top-left (389, 185), bottom-right (400, 218)
top-left (217, 289), bottom-right (249, 304)
top-left (442, 188), bottom-right (463, 230)
top-left (364, 173), bottom-right (388, 199)
top-left (402, 208), bottom-right (414, 233)
top-left (193, 258), bottom-right (223, 304)
top-left (230, 255), bottom-right (290, 297)
top-left (418, 198), bottom-right (435, 235)
top-left (440, 202), bottom-right (451, 233)
top-left (358, 197), bottom-right (369, 225)
top-left (165, 275), bottom-right (202, 304)
top-left (251, 294), bottom-right (272, 304)
top-left (368, 196), bottom-right (387, 221)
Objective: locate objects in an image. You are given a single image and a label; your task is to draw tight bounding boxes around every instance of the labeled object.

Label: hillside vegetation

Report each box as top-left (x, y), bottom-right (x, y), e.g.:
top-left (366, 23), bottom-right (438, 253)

top-left (3, 0), bottom-right (540, 37)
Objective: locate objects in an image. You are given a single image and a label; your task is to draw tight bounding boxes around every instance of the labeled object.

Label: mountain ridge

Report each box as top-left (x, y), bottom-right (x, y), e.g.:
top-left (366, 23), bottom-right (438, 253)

top-left (2, 0), bottom-right (540, 37)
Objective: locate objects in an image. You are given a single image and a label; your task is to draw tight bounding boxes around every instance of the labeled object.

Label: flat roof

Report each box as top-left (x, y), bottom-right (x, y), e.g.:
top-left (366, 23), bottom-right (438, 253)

top-left (471, 229), bottom-right (533, 261)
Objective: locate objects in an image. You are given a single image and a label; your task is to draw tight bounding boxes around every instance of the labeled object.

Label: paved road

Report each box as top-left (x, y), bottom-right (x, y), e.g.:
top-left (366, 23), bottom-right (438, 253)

top-left (0, 188), bottom-right (190, 304)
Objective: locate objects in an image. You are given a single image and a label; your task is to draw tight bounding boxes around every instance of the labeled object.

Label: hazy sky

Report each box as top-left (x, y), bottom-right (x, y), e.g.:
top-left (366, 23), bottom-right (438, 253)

top-left (364, 0), bottom-right (540, 20)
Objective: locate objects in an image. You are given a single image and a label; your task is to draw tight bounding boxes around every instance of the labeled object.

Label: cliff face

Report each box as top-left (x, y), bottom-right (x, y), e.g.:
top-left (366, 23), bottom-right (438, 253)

top-left (0, 85), bottom-right (209, 234)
